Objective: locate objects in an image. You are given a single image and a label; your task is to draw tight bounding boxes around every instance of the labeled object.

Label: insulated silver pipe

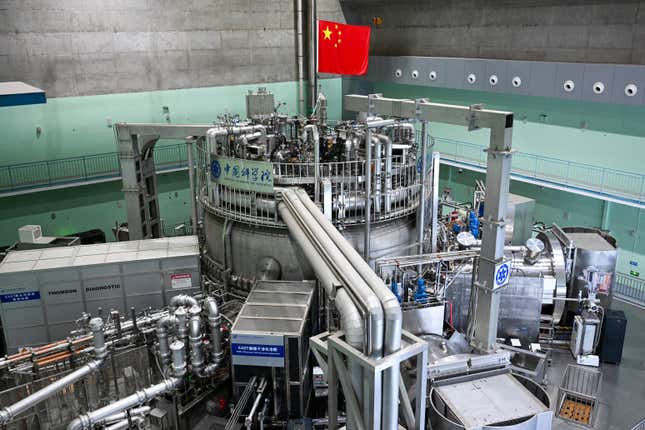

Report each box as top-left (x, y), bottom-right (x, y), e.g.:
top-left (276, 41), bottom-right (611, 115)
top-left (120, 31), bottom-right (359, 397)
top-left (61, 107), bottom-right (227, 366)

top-left (205, 296), bottom-right (224, 365)
top-left (156, 315), bottom-right (177, 366)
top-left (279, 205), bottom-right (364, 350)
top-left (188, 305), bottom-right (204, 375)
top-left (104, 416), bottom-right (143, 430)
top-left (0, 318), bottom-right (107, 425)
top-left (281, 191), bottom-right (383, 358)
top-left (295, 189), bottom-right (402, 430)
top-left (175, 307), bottom-right (188, 352)
top-left (67, 378), bottom-right (182, 430)
top-left (99, 406), bottom-right (151, 426)
top-left (169, 294), bottom-right (199, 312)
top-left (67, 342), bottom-right (186, 430)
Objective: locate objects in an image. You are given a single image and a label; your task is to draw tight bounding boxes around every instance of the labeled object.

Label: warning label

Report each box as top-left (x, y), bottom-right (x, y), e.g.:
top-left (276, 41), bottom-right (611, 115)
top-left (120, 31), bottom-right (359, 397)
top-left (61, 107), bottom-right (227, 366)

top-left (171, 273), bottom-right (192, 289)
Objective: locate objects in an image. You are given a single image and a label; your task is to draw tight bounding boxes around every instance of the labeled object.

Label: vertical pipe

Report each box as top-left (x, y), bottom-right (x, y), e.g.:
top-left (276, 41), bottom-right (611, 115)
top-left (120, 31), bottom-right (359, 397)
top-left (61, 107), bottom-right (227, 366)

top-left (296, 0), bottom-right (306, 115)
top-left (431, 152), bottom-right (441, 253)
top-left (364, 127), bottom-right (372, 262)
top-left (308, 0), bottom-right (318, 113)
top-left (417, 121), bottom-right (428, 256)
top-left (186, 138), bottom-right (198, 235)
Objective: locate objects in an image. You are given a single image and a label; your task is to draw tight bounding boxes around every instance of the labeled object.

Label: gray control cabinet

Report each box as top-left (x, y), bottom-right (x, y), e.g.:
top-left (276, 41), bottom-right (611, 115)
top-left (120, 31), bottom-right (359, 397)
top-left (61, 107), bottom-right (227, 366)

top-left (0, 236), bottom-right (200, 352)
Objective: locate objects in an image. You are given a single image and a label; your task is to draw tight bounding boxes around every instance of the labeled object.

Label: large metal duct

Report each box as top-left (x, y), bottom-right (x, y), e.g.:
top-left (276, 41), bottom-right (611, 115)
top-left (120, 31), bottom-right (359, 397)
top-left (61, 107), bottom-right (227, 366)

top-left (293, 188), bottom-right (403, 430)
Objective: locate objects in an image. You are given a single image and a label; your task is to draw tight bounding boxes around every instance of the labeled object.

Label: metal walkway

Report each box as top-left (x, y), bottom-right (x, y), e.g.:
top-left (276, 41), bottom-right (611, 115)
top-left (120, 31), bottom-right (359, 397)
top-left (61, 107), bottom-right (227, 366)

top-left (433, 136), bottom-right (645, 209)
top-left (0, 143), bottom-right (189, 197)
top-left (1, 137), bottom-right (644, 210)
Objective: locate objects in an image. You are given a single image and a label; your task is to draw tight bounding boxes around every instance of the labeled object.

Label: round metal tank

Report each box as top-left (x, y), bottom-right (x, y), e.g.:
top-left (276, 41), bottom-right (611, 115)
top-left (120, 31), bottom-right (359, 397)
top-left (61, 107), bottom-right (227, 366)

top-left (203, 210), bottom-right (417, 281)
top-left (428, 374), bottom-right (551, 430)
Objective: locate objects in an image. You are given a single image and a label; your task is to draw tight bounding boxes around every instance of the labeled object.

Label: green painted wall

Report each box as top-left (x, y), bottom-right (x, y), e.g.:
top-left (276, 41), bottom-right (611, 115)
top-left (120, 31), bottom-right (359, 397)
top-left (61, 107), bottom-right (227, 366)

top-left (0, 172), bottom-right (191, 247)
top-left (440, 164), bottom-right (644, 275)
top-left (371, 82), bottom-right (645, 174)
top-left (0, 78), bottom-right (343, 165)
top-left (0, 78), bottom-right (342, 247)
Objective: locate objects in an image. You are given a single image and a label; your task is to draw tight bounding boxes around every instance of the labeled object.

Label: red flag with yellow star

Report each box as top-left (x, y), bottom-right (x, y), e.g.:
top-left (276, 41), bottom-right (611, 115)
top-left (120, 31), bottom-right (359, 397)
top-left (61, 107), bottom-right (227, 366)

top-left (317, 20), bottom-right (371, 75)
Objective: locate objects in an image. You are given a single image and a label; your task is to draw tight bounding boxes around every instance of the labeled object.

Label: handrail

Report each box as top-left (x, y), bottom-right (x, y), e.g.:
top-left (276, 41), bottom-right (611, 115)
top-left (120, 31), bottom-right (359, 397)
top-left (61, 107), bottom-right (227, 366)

top-left (615, 272), bottom-right (645, 308)
top-left (430, 135), bottom-right (645, 208)
top-left (0, 144), bottom-right (189, 196)
top-left (1, 137), bottom-right (644, 209)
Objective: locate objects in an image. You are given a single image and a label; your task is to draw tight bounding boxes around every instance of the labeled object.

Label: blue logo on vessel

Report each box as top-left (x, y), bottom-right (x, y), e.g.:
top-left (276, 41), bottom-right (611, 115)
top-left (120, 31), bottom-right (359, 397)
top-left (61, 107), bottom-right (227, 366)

top-left (232, 343), bottom-right (284, 358)
top-left (495, 263), bottom-right (510, 287)
top-left (0, 291), bottom-right (40, 303)
top-left (211, 160), bottom-right (221, 179)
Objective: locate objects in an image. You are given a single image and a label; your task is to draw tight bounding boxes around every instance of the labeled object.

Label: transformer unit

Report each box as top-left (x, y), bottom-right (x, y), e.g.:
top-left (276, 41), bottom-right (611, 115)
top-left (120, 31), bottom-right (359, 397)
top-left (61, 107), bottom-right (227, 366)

top-left (231, 280), bottom-right (316, 420)
top-left (0, 236), bottom-right (200, 353)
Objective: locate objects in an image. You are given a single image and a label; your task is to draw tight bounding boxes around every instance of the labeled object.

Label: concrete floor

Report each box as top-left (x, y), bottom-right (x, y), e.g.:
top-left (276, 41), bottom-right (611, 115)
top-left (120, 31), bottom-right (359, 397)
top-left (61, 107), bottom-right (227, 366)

top-left (548, 300), bottom-right (645, 430)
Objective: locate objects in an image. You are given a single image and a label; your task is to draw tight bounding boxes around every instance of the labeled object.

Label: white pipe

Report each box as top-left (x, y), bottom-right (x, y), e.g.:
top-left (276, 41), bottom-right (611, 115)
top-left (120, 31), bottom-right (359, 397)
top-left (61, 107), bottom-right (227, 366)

top-left (204, 296), bottom-right (223, 366)
top-left (279, 205), bottom-right (364, 350)
top-left (281, 190), bottom-right (383, 357)
top-left (294, 188), bottom-right (402, 430)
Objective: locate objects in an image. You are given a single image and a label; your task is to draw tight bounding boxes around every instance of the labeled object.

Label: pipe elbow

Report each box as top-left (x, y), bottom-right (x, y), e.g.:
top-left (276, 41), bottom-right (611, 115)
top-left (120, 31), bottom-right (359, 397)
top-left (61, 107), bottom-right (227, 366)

top-left (204, 297), bottom-right (220, 320)
top-left (382, 299), bottom-right (402, 323)
top-left (66, 416), bottom-right (87, 430)
top-left (169, 294), bottom-right (198, 312)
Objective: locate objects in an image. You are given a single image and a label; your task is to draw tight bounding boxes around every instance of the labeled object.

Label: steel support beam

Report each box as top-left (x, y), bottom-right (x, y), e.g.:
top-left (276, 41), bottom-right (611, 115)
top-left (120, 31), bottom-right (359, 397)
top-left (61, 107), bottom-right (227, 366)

top-left (345, 94), bottom-right (514, 352)
top-left (115, 123), bottom-right (214, 240)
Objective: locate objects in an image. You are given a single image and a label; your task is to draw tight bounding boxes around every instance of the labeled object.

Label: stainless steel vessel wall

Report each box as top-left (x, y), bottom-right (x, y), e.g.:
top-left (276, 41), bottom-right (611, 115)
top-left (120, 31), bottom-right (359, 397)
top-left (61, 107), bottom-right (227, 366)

top-left (203, 211), bottom-right (417, 279)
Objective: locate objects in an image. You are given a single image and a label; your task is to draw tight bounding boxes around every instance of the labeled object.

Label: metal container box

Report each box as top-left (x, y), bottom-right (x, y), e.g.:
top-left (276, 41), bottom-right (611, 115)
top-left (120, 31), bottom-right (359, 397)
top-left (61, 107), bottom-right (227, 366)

top-left (246, 88), bottom-right (275, 118)
top-left (506, 193), bottom-right (535, 245)
top-left (0, 236), bottom-right (200, 353)
top-left (564, 228), bottom-right (618, 310)
top-left (231, 280), bottom-right (316, 419)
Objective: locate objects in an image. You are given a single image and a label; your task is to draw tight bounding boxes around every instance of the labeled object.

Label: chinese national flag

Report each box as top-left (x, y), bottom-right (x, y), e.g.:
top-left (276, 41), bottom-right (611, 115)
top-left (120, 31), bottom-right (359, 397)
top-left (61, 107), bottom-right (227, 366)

top-left (318, 20), bottom-right (371, 75)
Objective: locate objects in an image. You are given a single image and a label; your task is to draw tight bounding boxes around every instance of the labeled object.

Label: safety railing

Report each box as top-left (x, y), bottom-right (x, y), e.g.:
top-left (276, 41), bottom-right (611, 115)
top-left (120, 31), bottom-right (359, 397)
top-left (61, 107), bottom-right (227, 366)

top-left (432, 136), bottom-right (645, 206)
top-left (3, 136), bottom-right (643, 209)
top-left (203, 155), bottom-right (421, 227)
top-left (0, 143), bottom-right (188, 195)
top-left (614, 272), bottom-right (645, 308)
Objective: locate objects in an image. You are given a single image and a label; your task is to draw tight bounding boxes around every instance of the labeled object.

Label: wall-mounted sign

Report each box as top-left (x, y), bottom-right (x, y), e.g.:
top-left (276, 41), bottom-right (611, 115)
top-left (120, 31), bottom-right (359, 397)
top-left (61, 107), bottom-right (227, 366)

top-left (211, 156), bottom-right (273, 193)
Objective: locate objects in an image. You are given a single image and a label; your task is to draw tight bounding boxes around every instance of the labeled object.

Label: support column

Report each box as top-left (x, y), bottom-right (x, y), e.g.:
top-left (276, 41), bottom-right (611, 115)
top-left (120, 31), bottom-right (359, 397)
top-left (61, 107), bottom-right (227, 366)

top-left (115, 124), bottom-right (162, 240)
top-left (469, 124), bottom-right (513, 352)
